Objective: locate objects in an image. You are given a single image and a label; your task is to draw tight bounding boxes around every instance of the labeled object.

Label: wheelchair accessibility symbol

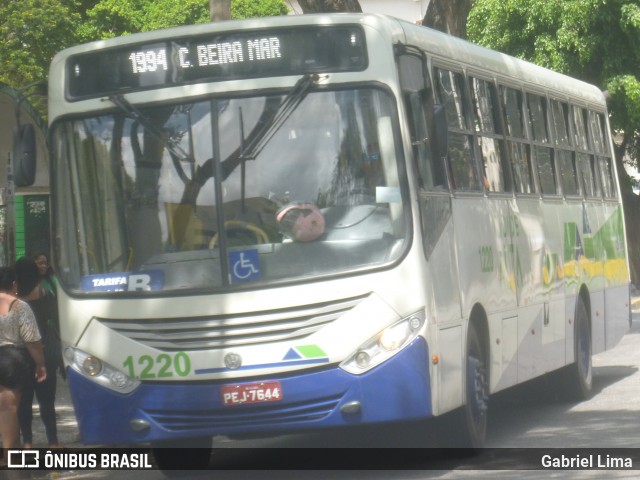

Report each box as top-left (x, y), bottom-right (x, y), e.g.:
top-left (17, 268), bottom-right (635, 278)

top-left (229, 249), bottom-right (261, 283)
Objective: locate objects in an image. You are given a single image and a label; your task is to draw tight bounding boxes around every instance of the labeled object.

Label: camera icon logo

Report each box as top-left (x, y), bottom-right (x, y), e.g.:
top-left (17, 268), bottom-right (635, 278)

top-left (7, 450), bottom-right (40, 468)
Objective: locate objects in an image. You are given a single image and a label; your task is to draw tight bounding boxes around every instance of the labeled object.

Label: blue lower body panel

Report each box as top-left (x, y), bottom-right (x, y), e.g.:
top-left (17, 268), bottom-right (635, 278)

top-left (68, 338), bottom-right (432, 445)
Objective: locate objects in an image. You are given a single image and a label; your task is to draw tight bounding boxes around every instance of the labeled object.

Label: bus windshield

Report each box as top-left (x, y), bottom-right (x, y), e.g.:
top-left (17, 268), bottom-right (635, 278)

top-left (51, 86), bottom-right (408, 294)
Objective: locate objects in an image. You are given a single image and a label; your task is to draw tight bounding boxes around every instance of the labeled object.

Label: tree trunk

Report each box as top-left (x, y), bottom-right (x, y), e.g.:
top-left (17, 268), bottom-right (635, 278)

top-left (614, 143), bottom-right (640, 286)
top-left (210, 0), bottom-right (231, 21)
top-left (298, 0), bottom-right (362, 13)
top-left (623, 193), bottom-right (640, 286)
top-left (422, 0), bottom-right (473, 38)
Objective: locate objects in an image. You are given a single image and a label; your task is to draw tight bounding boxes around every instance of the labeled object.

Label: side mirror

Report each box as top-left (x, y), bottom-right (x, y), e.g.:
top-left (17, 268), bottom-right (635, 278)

top-left (12, 123), bottom-right (37, 187)
top-left (398, 54), bottom-right (426, 93)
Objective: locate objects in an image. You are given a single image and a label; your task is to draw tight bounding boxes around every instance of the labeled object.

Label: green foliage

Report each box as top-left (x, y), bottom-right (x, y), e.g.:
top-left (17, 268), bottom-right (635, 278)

top-left (76, 0), bottom-right (288, 41)
top-left (1, 0), bottom-right (291, 94)
top-left (608, 75), bottom-right (640, 161)
top-left (143, 0), bottom-right (210, 32)
top-left (468, 0), bottom-right (640, 166)
top-left (231, 0), bottom-right (289, 19)
top-left (0, 0), bottom-right (291, 114)
top-left (77, 0), bottom-right (210, 41)
top-left (76, 0), bottom-right (144, 40)
top-left (0, 0), bottom-right (80, 88)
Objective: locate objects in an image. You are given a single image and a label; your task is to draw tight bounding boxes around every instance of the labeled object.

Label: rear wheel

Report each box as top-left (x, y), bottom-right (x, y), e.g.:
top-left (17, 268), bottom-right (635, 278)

top-left (568, 296), bottom-right (593, 400)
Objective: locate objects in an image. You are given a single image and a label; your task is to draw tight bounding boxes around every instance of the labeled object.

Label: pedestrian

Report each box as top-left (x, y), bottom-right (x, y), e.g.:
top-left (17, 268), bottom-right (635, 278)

top-left (32, 251), bottom-right (63, 380)
top-left (33, 252), bottom-right (57, 297)
top-left (0, 266), bottom-right (46, 463)
top-left (15, 256), bottom-right (63, 448)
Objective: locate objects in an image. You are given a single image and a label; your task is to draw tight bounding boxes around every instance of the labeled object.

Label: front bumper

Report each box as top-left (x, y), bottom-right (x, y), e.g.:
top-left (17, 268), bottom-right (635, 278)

top-left (68, 337), bottom-right (431, 444)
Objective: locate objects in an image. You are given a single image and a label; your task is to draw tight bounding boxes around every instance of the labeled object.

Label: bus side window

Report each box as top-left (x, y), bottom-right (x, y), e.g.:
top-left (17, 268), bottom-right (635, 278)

top-left (572, 106), bottom-right (598, 198)
top-left (551, 99), bottom-right (580, 197)
top-left (500, 86), bottom-right (534, 194)
top-left (527, 93), bottom-right (557, 195)
top-left (435, 68), bottom-right (481, 192)
top-left (470, 77), bottom-right (512, 193)
top-left (590, 111), bottom-right (616, 198)
top-left (598, 156), bottom-right (616, 199)
top-left (406, 91), bottom-right (446, 190)
top-left (399, 54), bottom-right (447, 191)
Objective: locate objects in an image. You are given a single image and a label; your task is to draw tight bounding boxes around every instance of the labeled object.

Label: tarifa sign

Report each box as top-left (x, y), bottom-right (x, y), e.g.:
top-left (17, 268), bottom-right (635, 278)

top-left (81, 270), bottom-right (164, 292)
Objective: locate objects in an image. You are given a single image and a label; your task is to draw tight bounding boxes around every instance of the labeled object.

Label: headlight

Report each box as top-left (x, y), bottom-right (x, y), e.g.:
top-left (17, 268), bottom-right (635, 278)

top-left (340, 310), bottom-right (425, 375)
top-left (63, 345), bottom-right (140, 394)
top-left (82, 356), bottom-right (103, 376)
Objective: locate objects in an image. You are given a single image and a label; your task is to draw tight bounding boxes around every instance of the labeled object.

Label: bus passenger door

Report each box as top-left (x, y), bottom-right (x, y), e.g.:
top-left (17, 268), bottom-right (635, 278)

top-left (399, 50), bottom-right (462, 414)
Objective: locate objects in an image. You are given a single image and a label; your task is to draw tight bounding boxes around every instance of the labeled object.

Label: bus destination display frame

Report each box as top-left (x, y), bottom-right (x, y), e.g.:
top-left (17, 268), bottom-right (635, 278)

top-left (66, 25), bottom-right (368, 100)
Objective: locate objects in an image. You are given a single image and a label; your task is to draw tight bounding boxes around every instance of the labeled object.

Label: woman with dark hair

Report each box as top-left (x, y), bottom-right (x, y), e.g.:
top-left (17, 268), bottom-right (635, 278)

top-left (33, 252), bottom-right (57, 297)
top-left (15, 256), bottom-right (62, 448)
top-left (0, 266), bottom-right (46, 461)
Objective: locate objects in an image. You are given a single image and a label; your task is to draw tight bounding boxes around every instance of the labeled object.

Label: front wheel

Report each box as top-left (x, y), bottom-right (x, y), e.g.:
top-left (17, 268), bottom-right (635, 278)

top-left (435, 323), bottom-right (489, 450)
top-left (461, 321), bottom-right (489, 448)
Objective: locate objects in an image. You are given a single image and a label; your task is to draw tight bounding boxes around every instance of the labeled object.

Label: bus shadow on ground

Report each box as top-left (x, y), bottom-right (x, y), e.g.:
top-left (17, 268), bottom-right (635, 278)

top-left (208, 358), bottom-right (638, 470)
top-left (488, 363), bottom-right (637, 408)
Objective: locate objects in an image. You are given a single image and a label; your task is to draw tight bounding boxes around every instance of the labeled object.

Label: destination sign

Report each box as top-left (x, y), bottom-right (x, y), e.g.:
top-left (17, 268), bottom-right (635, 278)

top-left (67, 26), bottom-right (367, 99)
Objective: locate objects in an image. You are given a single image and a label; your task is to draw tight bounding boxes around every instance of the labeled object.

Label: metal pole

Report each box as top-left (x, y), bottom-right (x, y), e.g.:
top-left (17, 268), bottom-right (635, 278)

top-left (6, 151), bottom-right (15, 265)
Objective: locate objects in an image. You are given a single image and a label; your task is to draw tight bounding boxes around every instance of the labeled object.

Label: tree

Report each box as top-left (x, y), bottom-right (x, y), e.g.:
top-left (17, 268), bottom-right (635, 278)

top-left (231, 0), bottom-right (289, 19)
top-left (210, 0), bottom-right (231, 21)
top-left (78, 0), bottom-right (288, 41)
top-left (468, 0), bottom-right (640, 283)
top-left (468, 0), bottom-right (640, 166)
top-left (77, 0), bottom-right (210, 41)
top-left (297, 0), bottom-right (361, 13)
top-left (210, 0), bottom-right (288, 21)
top-left (0, 0), bottom-right (80, 89)
top-left (422, 0), bottom-right (473, 38)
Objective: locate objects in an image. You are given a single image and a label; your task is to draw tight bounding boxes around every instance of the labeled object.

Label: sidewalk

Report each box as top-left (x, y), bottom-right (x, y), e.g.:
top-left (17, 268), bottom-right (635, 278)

top-left (28, 372), bottom-right (82, 448)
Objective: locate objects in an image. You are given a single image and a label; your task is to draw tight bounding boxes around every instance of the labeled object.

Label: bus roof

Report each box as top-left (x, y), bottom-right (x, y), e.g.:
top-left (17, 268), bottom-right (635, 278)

top-left (395, 18), bottom-right (606, 107)
top-left (50, 13), bottom-right (605, 108)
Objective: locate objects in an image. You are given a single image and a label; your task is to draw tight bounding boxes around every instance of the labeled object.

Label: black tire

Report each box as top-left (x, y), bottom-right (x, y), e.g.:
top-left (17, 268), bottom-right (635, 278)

top-left (568, 296), bottom-right (593, 400)
top-left (461, 321), bottom-right (489, 448)
top-left (152, 436), bottom-right (212, 473)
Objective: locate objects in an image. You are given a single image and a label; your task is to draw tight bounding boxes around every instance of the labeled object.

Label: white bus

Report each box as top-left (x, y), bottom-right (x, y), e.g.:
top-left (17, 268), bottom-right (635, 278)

top-left (37, 13), bottom-right (630, 459)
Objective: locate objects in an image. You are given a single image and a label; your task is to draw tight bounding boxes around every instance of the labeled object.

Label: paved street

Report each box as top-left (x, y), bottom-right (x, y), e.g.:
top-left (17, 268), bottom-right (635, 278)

top-left (30, 372), bottom-right (80, 449)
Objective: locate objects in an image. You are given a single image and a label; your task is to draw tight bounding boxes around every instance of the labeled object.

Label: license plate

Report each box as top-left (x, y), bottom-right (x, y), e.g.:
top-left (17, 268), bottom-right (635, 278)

top-left (221, 381), bottom-right (283, 406)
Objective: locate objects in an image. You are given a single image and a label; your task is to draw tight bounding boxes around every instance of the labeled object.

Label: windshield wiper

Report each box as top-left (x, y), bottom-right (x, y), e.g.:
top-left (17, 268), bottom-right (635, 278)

top-left (239, 73), bottom-right (323, 160)
top-left (108, 94), bottom-right (195, 183)
top-left (107, 74), bottom-right (321, 191)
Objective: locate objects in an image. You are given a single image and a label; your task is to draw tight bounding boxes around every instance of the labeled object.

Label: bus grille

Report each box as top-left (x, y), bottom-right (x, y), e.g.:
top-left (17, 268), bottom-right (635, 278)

top-left (96, 294), bottom-right (368, 351)
top-left (144, 394), bottom-right (343, 430)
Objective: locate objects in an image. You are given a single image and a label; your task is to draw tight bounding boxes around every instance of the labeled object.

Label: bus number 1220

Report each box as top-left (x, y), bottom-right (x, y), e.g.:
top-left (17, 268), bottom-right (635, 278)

top-left (123, 352), bottom-right (191, 379)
